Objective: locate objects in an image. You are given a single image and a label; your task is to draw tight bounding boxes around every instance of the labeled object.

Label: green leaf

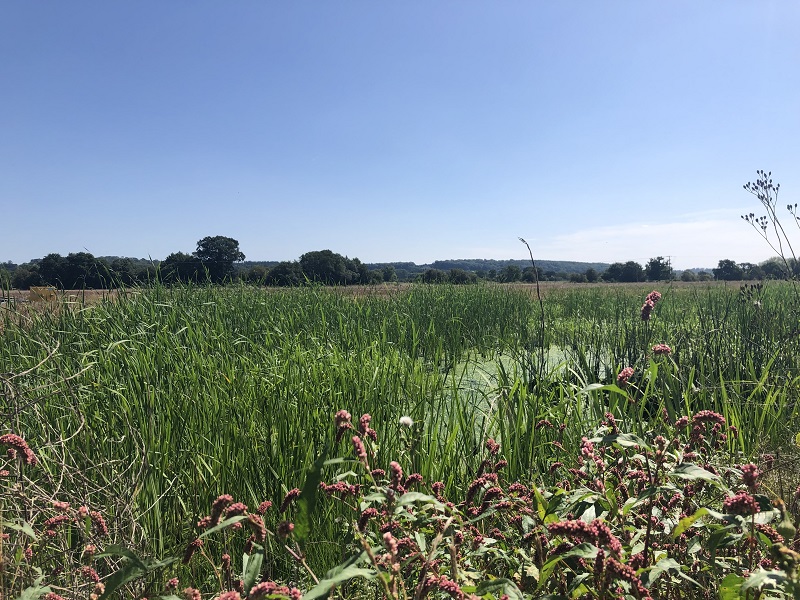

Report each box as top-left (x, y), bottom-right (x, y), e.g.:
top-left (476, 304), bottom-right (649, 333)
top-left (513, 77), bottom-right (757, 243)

top-left (301, 566), bottom-right (376, 599)
top-left (641, 557), bottom-right (681, 587)
top-left (1, 519), bottom-right (38, 541)
top-left (323, 551), bottom-right (368, 579)
top-left (718, 574), bottom-right (745, 600)
top-left (98, 559), bottom-right (148, 599)
top-left (596, 432), bottom-right (649, 450)
top-left (475, 578), bottom-right (525, 600)
top-left (536, 544), bottom-right (598, 592)
top-left (396, 491), bottom-right (445, 510)
top-left (295, 447), bottom-right (328, 546)
top-left (672, 508), bottom-right (709, 538)
top-left (242, 544), bottom-right (264, 593)
top-left (15, 585), bottom-right (52, 600)
top-left (531, 485), bottom-right (548, 521)
top-left (668, 463), bottom-right (720, 482)
top-left (95, 545), bottom-right (148, 570)
top-left (580, 383), bottom-right (606, 393)
top-left (741, 569), bottom-right (787, 592)
top-left (198, 515), bottom-right (248, 539)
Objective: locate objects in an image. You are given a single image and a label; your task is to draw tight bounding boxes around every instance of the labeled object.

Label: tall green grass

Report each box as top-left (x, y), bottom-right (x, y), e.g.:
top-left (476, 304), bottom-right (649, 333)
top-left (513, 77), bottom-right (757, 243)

top-left (2, 281), bottom-right (800, 576)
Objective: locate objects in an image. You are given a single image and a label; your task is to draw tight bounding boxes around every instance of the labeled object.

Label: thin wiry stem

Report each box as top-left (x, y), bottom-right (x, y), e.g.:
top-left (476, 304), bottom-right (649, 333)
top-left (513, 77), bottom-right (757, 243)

top-left (519, 238), bottom-right (546, 384)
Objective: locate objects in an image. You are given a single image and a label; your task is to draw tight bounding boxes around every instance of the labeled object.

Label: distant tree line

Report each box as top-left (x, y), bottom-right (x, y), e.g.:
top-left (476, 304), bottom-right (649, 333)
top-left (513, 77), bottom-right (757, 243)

top-left (0, 238), bottom-right (790, 290)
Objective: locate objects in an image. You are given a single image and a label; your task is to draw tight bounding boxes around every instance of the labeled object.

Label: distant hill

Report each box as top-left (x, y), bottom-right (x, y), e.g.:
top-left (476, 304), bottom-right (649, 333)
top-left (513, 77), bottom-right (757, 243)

top-left (363, 259), bottom-right (608, 276)
top-left (237, 258), bottom-right (609, 277)
top-left (423, 259), bottom-right (609, 274)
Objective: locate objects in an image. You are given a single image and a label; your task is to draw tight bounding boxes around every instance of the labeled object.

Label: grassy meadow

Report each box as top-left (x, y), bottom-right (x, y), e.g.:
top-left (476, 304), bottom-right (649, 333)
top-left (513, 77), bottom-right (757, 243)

top-left (3, 281), bottom-right (800, 598)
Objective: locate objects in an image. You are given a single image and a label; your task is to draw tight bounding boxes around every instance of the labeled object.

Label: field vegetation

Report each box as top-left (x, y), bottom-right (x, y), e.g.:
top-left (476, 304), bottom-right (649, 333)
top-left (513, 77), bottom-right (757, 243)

top-left (3, 277), bottom-right (800, 598)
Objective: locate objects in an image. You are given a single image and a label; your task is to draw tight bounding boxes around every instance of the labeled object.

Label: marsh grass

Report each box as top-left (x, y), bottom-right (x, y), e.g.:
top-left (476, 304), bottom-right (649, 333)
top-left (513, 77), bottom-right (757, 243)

top-left (3, 281), bottom-right (800, 581)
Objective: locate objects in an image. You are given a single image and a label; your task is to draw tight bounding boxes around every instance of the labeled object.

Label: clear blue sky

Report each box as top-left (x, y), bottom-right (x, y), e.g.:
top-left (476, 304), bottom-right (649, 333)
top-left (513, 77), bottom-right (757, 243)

top-left (2, 2), bottom-right (799, 269)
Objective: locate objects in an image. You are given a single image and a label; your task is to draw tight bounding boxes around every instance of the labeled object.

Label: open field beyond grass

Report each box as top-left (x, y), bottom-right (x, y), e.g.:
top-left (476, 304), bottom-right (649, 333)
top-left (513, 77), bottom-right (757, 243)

top-left (3, 282), bottom-right (800, 599)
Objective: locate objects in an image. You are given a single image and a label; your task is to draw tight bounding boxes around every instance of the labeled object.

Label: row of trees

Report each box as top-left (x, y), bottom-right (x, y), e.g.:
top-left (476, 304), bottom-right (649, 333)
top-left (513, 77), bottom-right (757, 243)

top-left (0, 240), bottom-right (793, 290)
top-left (1, 236), bottom-right (248, 290)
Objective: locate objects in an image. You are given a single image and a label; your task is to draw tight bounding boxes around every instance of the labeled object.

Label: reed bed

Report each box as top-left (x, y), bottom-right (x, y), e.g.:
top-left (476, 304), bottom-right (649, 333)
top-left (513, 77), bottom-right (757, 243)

top-left (2, 281), bottom-right (800, 580)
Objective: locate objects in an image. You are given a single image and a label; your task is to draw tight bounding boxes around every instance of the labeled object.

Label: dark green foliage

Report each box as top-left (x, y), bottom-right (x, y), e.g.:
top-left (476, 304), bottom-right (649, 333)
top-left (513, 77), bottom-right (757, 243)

top-left (194, 235), bottom-right (245, 283)
top-left (299, 250), bottom-right (361, 285)
top-left (713, 259), bottom-right (744, 281)
top-left (602, 261), bottom-right (644, 282)
top-left (265, 260), bottom-right (304, 286)
top-left (645, 256), bottom-right (673, 281)
top-left (161, 252), bottom-right (202, 283)
top-left (421, 268), bottom-right (447, 283)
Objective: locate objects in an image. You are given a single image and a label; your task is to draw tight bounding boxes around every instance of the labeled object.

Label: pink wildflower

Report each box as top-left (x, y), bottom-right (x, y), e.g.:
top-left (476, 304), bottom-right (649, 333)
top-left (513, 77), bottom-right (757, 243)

top-left (723, 492), bottom-right (760, 516)
top-left (617, 367), bottom-right (634, 386)
top-left (0, 433), bottom-right (37, 465)
top-left (277, 521), bottom-right (294, 539)
top-left (209, 494), bottom-right (233, 526)
top-left (280, 488), bottom-right (301, 513)
top-left (741, 463), bottom-right (760, 491)
top-left (224, 502), bottom-right (248, 518)
top-left (334, 410), bottom-right (353, 442)
top-left (351, 435), bottom-right (367, 462)
top-left (182, 538), bottom-right (203, 564)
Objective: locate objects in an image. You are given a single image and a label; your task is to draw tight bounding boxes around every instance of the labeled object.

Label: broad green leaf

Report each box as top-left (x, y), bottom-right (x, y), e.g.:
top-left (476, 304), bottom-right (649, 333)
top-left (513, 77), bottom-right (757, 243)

top-left (668, 463), bottom-right (719, 482)
top-left (593, 432), bottom-right (649, 450)
top-left (98, 560), bottom-right (148, 600)
top-left (295, 446), bottom-right (328, 546)
top-left (414, 531), bottom-right (427, 553)
top-left (396, 491), bottom-right (445, 510)
top-left (536, 543), bottom-right (598, 592)
top-left (15, 585), bottom-right (51, 600)
top-left (525, 563), bottom-right (540, 581)
top-left (198, 515), bottom-right (248, 539)
top-left (95, 545), bottom-right (148, 570)
top-left (718, 573), bottom-right (744, 600)
top-left (1, 519), bottom-right (37, 540)
top-left (641, 557), bottom-right (681, 587)
top-left (672, 508), bottom-right (708, 538)
top-left (475, 578), bottom-right (525, 600)
top-left (322, 551), bottom-right (368, 579)
top-left (741, 569), bottom-right (787, 592)
top-left (242, 544), bottom-right (264, 593)
top-left (531, 485), bottom-right (548, 521)
top-left (301, 566), bottom-right (376, 599)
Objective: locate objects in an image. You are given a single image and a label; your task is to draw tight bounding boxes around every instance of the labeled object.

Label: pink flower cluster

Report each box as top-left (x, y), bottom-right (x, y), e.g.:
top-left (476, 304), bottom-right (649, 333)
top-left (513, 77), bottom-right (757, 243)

top-left (617, 367), bottom-right (634, 386)
top-left (249, 581), bottom-right (302, 600)
top-left (547, 518), bottom-right (622, 555)
top-left (652, 343), bottom-right (672, 355)
top-left (641, 290), bottom-right (662, 321)
top-left (0, 433), bottom-right (38, 465)
top-left (723, 492), bottom-right (760, 516)
top-left (334, 410), bottom-right (353, 442)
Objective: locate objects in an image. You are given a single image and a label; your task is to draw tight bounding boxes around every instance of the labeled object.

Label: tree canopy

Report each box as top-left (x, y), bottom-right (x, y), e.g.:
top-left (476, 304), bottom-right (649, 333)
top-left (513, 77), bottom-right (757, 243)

top-left (194, 236), bottom-right (245, 283)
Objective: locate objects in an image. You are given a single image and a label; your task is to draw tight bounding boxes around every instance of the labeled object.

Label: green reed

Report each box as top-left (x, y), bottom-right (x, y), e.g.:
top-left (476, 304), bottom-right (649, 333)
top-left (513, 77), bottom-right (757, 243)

top-left (3, 280), bottom-right (800, 578)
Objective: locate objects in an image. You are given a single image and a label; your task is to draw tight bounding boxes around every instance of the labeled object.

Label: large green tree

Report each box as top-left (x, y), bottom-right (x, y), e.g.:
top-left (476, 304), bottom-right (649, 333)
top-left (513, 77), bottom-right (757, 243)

top-left (194, 236), bottom-right (245, 283)
top-left (713, 259), bottom-right (744, 281)
top-left (161, 252), bottom-right (202, 283)
top-left (645, 256), bottom-right (673, 281)
top-left (602, 261), bottom-right (644, 283)
top-left (266, 261), bottom-right (304, 286)
top-left (299, 250), bottom-right (354, 285)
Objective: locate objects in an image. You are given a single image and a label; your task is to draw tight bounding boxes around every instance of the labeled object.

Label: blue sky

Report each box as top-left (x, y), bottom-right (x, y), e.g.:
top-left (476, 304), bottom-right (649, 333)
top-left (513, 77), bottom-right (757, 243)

top-left (2, 2), bottom-right (799, 269)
